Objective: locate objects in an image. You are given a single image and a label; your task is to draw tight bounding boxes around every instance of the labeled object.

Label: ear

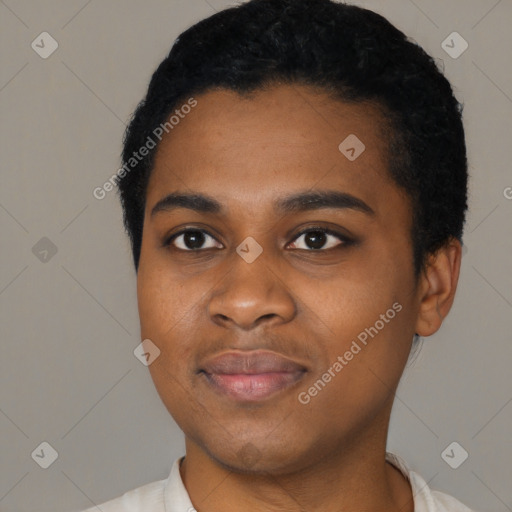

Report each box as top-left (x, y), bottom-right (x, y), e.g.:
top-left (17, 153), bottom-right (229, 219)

top-left (415, 237), bottom-right (462, 337)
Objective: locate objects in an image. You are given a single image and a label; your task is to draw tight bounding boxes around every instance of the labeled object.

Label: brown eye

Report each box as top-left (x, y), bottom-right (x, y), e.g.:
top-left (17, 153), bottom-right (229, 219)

top-left (167, 229), bottom-right (223, 251)
top-left (288, 228), bottom-right (348, 251)
top-left (304, 231), bottom-right (328, 249)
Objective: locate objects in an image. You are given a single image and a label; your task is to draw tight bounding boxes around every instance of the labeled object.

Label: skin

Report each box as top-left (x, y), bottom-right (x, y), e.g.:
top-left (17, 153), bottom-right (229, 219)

top-left (137, 84), bottom-right (462, 512)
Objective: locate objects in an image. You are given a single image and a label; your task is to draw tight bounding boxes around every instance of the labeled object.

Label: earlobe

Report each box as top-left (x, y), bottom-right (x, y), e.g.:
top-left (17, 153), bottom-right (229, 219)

top-left (414, 238), bottom-right (462, 337)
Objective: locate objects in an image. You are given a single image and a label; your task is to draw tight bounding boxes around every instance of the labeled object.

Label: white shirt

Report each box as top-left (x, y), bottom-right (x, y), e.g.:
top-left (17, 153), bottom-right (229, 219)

top-left (79, 452), bottom-right (476, 511)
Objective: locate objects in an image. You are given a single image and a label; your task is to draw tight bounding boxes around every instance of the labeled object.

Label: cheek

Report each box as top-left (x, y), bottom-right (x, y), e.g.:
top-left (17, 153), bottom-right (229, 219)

top-left (137, 267), bottom-right (201, 417)
top-left (295, 294), bottom-right (412, 437)
top-left (136, 264), bottom-right (208, 388)
top-left (295, 270), bottom-right (392, 337)
top-left (137, 262), bottom-right (189, 338)
top-left (293, 268), bottom-right (414, 391)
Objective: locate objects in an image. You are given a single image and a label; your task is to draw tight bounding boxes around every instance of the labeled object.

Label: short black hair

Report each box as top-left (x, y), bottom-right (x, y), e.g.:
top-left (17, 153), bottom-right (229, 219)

top-left (118, 0), bottom-right (468, 276)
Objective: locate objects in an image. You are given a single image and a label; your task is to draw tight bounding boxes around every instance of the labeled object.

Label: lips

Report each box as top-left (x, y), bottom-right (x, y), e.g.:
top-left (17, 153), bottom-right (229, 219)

top-left (200, 350), bottom-right (307, 401)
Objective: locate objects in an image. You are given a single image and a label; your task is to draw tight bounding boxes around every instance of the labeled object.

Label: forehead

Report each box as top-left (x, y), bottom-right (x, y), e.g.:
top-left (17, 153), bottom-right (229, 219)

top-left (147, 84), bottom-right (400, 216)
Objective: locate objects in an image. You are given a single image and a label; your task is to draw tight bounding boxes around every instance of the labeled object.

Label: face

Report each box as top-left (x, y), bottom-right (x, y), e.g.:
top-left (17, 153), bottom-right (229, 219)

top-left (137, 84), bottom-right (423, 474)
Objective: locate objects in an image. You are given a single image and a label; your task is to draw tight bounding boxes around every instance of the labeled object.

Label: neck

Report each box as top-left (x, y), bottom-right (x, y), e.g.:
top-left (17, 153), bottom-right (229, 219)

top-left (179, 410), bottom-right (413, 512)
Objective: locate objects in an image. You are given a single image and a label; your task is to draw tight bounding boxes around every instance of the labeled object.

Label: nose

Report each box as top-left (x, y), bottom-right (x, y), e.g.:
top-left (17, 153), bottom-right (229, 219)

top-left (208, 252), bottom-right (297, 331)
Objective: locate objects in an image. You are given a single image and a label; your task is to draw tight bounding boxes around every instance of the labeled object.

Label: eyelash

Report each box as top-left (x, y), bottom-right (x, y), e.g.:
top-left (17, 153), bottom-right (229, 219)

top-left (163, 226), bottom-right (354, 252)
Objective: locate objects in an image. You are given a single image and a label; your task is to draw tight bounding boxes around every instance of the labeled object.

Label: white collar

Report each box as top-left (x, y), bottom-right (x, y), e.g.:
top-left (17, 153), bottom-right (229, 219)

top-left (161, 452), bottom-right (473, 512)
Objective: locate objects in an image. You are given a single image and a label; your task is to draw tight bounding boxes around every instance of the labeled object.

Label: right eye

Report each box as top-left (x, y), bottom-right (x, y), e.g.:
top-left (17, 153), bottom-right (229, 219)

top-left (165, 229), bottom-right (223, 251)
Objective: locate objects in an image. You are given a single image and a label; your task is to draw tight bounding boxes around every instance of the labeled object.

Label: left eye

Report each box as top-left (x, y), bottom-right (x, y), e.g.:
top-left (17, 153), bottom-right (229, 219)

top-left (288, 229), bottom-right (345, 250)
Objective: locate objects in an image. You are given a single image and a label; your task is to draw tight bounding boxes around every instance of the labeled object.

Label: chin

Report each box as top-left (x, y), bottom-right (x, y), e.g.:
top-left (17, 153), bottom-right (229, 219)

top-left (200, 435), bottom-right (314, 476)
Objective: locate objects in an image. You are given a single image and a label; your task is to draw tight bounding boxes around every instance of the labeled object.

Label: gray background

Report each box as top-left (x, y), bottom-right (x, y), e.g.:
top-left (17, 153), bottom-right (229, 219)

top-left (1, 0), bottom-right (511, 511)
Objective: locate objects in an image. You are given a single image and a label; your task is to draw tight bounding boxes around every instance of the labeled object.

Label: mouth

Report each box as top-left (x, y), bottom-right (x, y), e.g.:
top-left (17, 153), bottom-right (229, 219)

top-left (199, 350), bottom-right (307, 402)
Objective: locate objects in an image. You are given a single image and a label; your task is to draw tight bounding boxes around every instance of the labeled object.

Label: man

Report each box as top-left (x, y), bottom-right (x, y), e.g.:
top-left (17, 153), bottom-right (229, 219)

top-left (83, 0), bottom-right (475, 510)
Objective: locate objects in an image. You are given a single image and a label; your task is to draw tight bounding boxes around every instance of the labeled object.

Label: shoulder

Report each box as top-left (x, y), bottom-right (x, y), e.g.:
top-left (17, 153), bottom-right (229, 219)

top-left (78, 478), bottom-right (167, 512)
top-left (409, 469), bottom-right (477, 511)
top-left (429, 487), bottom-right (477, 512)
top-left (386, 452), bottom-right (477, 512)
top-left (76, 456), bottom-right (192, 512)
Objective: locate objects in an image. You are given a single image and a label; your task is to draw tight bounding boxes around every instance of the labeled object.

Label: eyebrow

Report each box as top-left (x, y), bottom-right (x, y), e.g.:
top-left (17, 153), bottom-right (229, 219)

top-left (150, 190), bottom-right (375, 218)
top-left (275, 190), bottom-right (375, 216)
top-left (151, 193), bottom-right (221, 217)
